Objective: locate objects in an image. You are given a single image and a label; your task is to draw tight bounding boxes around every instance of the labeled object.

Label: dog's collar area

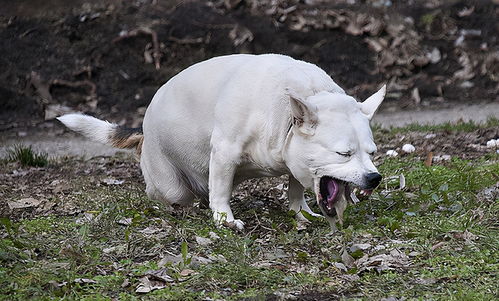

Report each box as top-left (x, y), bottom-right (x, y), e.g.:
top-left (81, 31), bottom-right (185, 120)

top-left (281, 121), bottom-right (294, 161)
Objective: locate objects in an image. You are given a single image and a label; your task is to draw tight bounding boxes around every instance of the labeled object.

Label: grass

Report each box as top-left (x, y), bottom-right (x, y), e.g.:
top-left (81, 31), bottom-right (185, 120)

top-left (0, 124), bottom-right (498, 300)
top-left (7, 144), bottom-right (48, 167)
top-left (374, 116), bottom-right (499, 134)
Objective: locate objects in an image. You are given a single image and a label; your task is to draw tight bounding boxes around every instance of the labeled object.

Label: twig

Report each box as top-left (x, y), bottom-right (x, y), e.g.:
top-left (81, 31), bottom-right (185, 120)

top-left (167, 36), bottom-right (204, 44)
top-left (113, 27), bottom-right (162, 70)
top-left (51, 79), bottom-right (97, 98)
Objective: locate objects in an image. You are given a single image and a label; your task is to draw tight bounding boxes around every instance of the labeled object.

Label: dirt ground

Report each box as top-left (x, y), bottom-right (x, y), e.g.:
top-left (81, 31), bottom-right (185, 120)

top-left (1, 0), bottom-right (498, 132)
top-left (0, 120), bottom-right (498, 300)
top-left (2, 121), bottom-right (497, 219)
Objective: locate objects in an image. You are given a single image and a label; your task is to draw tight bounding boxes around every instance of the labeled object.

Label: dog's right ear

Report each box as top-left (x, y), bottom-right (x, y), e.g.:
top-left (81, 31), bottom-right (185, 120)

top-left (287, 89), bottom-right (318, 136)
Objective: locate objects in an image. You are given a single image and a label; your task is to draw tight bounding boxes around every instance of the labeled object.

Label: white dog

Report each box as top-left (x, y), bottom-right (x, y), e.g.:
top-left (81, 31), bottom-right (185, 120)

top-left (58, 54), bottom-right (385, 230)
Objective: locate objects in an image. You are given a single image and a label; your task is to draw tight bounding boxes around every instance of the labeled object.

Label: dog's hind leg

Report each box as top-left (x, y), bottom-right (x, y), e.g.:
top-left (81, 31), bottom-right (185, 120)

top-left (140, 145), bottom-right (196, 207)
top-left (288, 176), bottom-right (323, 221)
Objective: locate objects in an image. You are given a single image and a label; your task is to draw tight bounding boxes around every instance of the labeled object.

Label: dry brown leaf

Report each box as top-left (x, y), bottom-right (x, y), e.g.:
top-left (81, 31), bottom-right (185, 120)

top-left (341, 249), bottom-right (355, 268)
top-left (8, 197), bottom-right (42, 209)
top-left (431, 241), bottom-right (445, 251)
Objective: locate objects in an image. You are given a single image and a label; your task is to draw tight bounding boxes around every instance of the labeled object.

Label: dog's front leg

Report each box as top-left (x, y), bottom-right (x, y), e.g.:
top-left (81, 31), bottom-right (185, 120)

top-left (208, 147), bottom-right (244, 230)
top-left (289, 176), bottom-right (323, 222)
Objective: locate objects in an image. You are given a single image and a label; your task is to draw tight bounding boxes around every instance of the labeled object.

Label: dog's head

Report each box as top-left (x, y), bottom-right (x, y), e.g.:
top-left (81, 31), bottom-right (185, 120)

top-left (284, 86), bottom-right (386, 219)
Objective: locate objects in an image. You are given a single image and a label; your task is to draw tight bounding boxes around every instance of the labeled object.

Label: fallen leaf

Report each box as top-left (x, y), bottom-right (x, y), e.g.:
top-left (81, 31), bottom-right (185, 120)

top-left (195, 236), bottom-right (213, 246)
top-left (356, 249), bottom-right (410, 272)
top-left (457, 6), bottom-right (474, 17)
top-left (207, 254), bottom-right (227, 263)
top-left (145, 268), bottom-right (175, 283)
top-left (8, 198), bottom-right (42, 209)
top-left (74, 278), bottom-right (97, 284)
top-left (101, 178), bottom-right (124, 185)
top-left (121, 278), bottom-right (130, 288)
top-left (116, 217), bottom-right (132, 226)
top-left (139, 227), bottom-right (161, 235)
top-left (415, 278), bottom-right (437, 285)
top-left (431, 241), bottom-right (445, 251)
top-left (208, 231), bottom-right (220, 240)
top-left (350, 243), bottom-right (372, 253)
top-left (179, 269), bottom-right (195, 277)
top-left (451, 230), bottom-right (478, 242)
top-left (135, 276), bottom-right (166, 294)
top-left (333, 262), bottom-right (347, 272)
top-left (341, 249), bottom-right (355, 268)
top-left (48, 280), bottom-right (67, 288)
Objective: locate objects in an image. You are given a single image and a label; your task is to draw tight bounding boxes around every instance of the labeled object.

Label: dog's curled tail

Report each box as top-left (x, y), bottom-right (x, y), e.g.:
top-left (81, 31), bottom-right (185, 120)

top-left (57, 113), bottom-right (144, 155)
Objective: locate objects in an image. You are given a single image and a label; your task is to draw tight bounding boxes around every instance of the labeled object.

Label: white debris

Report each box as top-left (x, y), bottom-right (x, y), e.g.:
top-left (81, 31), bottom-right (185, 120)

top-left (195, 236), bottom-right (213, 246)
top-left (350, 243), bottom-right (372, 252)
top-left (399, 174), bottom-right (406, 189)
top-left (402, 144), bottom-right (416, 153)
top-left (116, 217), bottom-right (133, 226)
top-left (486, 139), bottom-right (498, 148)
top-left (433, 155), bottom-right (451, 162)
top-left (426, 47), bottom-right (441, 64)
top-left (101, 178), bottom-right (124, 185)
top-left (386, 150), bottom-right (399, 157)
top-left (425, 133), bottom-right (437, 139)
top-left (208, 231), bottom-right (220, 240)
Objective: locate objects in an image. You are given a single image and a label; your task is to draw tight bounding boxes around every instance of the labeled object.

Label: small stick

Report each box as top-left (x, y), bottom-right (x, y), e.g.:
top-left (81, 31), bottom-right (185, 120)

top-left (51, 79), bottom-right (97, 98)
top-left (113, 27), bottom-right (162, 70)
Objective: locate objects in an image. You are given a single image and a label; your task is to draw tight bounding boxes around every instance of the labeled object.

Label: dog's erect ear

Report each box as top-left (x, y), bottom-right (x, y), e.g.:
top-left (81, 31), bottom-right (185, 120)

top-left (361, 84), bottom-right (386, 120)
top-left (287, 89), bottom-right (318, 135)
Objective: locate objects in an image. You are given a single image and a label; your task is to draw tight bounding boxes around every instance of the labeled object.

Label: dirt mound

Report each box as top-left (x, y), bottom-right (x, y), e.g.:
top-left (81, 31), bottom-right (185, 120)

top-left (1, 0), bottom-right (497, 130)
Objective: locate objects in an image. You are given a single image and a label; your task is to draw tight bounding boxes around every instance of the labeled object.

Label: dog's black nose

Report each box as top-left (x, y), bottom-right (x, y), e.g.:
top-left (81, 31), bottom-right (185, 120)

top-left (365, 172), bottom-right (382, 189)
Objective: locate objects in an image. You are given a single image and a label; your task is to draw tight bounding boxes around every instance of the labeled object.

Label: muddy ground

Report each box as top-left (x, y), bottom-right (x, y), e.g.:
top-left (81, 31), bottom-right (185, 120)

top-left (1, 0), bottom-right (498, 132)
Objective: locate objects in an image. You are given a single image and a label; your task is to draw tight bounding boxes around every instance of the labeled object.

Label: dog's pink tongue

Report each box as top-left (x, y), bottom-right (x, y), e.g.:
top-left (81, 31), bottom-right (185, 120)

top-left (326, 179), bottom-right (339, 209)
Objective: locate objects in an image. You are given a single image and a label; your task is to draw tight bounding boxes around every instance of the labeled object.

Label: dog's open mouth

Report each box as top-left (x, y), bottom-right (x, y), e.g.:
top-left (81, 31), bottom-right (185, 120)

top-left (316, 176), bottom-right (373, 217)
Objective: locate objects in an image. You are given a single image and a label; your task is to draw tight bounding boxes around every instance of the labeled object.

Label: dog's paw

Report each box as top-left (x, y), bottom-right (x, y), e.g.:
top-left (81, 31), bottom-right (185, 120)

top-left (297, 210), bottom-right (323, 222)
top-left (308, 211), bottom-right (323, 218)
top-left (213, 211), bottom-right (245, 231)
top-left (223, 219), bottom-right (245, 231)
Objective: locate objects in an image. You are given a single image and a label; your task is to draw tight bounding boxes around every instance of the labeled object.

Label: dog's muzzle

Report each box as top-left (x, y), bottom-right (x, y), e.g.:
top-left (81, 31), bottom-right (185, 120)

top-left (315, 174), bottom-right (381, 217)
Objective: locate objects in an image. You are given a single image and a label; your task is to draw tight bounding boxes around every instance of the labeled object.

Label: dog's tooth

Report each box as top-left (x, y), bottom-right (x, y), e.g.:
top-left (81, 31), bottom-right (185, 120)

top-left (350, 192), bottom-right (360, 204)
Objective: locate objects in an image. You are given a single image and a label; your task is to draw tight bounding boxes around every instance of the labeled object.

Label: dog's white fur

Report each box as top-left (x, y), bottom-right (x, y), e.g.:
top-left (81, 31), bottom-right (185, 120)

top-left (58, 54), bottom-right (385, 230)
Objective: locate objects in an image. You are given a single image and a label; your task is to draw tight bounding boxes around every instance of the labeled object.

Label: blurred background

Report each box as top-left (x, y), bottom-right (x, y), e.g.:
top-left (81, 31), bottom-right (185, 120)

top-left (1, 0), bottom-right (498, 130)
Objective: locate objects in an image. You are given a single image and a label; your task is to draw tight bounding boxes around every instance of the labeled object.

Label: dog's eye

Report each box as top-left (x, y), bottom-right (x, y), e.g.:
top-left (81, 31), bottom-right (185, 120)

top-left (336, 152), bottom-right (351, 157)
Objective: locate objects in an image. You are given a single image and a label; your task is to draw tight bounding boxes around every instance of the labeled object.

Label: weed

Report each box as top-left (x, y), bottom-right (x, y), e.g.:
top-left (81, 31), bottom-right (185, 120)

top-left (7, 144), bottom-right (48, 167)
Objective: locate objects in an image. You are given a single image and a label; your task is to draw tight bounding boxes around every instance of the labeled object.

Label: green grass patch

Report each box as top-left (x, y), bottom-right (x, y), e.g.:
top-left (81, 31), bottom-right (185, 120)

top-left (7, 144), bottom-right (48, 167)
top-left (377, 116), bottom-right (499, 134)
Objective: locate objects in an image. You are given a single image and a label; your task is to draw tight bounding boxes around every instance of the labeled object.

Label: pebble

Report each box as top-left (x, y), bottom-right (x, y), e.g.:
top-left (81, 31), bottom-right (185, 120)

top-left (402, 144), bottom-right (415, 153)
top-left (386, 150), bottom-right (399, 157)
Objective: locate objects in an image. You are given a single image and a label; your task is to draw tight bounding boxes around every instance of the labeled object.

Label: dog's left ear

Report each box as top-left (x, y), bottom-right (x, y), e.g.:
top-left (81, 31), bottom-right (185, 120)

top-left (361, 84), bottom-right (386, 120)
top-left (287, 89), bottom-right (318, 136)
